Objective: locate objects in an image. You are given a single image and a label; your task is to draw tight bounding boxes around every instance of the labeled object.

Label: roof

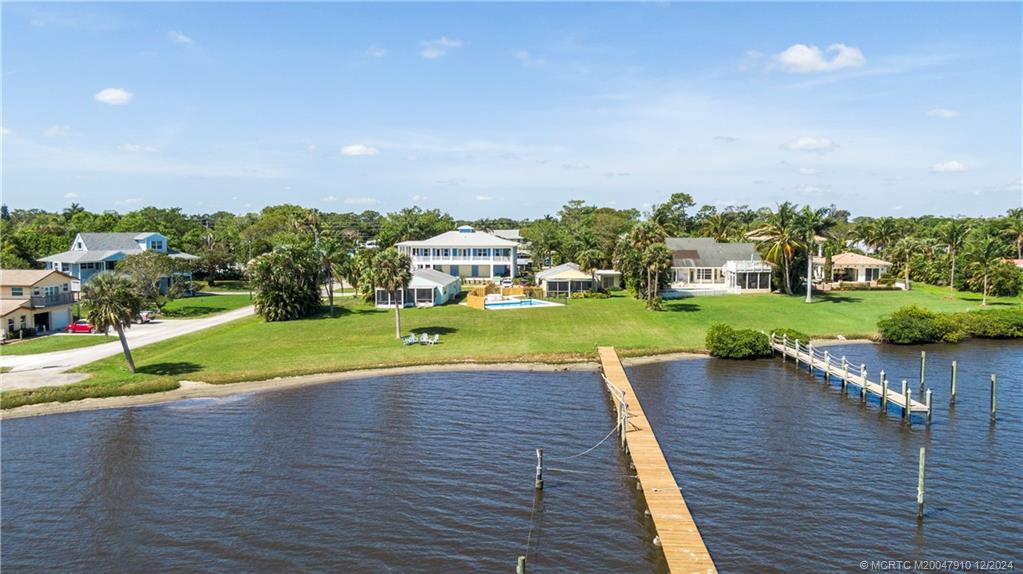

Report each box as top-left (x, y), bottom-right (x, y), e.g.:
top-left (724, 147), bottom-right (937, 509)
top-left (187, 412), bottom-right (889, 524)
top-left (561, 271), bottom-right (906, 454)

top-left (0, 299), bottom-right (30, 317)
top-left (39, 249), bottom-right (127, 263)
top-left (665, 238), bottom-right (761, 268)
top-left (396, 228), bottom-right (518, 248)
top-left (536, 262), bottom-right (580, 281)
top-left (813, 252), bottom-right (892, 267)
top-left (77, 232), bottom-right (163, 251)
top-left (0, 269), bottom-right (75, 287)
top-left (594, 269), bottom-right (621, 276)
top-left (1007, 259), bottom-right (1023, 268)
top-left (409, 268), bottom-right (460, 288)
top-left (544, 268), bottom-right (594, 281)
top-left (491, 229), bottom-right (522, 241)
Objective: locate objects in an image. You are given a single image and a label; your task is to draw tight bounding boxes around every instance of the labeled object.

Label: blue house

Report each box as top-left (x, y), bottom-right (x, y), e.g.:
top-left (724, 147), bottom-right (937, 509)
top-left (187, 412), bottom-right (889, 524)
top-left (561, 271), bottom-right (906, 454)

top-left (374, 268), bottom-right (462, 308)
top-left (39, 232), bottom-right (197, 290)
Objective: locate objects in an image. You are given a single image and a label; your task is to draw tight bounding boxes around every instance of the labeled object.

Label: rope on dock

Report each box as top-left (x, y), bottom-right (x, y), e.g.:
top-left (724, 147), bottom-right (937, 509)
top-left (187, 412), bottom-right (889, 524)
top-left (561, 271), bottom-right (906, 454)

top-left (544, 423), bottom-right (620, 461)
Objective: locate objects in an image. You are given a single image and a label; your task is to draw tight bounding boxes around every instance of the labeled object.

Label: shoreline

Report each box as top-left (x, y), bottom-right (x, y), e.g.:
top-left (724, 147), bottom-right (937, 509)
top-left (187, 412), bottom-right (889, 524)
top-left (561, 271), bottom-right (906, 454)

top-left (1, 341), bottom-right (876, 420)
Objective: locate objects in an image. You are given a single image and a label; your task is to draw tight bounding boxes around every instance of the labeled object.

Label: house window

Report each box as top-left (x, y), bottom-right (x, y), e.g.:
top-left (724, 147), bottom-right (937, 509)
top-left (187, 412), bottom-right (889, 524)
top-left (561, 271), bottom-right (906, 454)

top-left (151, 240), bottom-right (164, 250)
top-left (11, 287), bottom-right (23, 296)
top-left (63, 283), bottom-right (69, 292)
top-left (697, 268), bottom-right (714, 282)
top-left (865, 268), bottom-right (880, 281)
top-left (7, 319), bottom-right (13, 333)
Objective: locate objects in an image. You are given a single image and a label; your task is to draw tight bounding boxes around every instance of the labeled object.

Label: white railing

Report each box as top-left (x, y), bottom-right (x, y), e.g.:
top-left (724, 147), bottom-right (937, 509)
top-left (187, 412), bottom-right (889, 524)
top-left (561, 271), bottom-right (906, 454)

top-left (411, 255), bottom-right (513, 263)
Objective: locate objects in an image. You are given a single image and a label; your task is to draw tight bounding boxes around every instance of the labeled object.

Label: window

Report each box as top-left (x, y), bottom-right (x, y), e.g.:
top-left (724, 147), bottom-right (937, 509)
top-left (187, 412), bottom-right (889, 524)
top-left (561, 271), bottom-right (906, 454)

top-left (865, 268), bottom-right (881, 281)
top-left (63, 283), bottom-right (69, 292)
top-left (33, 287), bottom-right (41, 296)
top-left (11, 287), bottom-right (23, 296)
top-left (697, 268), bottom-right (714, 282)
top-left (151, 240), bottom-right (164, 250)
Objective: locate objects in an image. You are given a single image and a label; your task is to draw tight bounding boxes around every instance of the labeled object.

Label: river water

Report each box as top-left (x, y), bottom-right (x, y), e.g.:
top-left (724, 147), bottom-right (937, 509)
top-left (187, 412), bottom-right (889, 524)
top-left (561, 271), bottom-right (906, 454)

top-left (2, 341), bottom-right (1020, 572)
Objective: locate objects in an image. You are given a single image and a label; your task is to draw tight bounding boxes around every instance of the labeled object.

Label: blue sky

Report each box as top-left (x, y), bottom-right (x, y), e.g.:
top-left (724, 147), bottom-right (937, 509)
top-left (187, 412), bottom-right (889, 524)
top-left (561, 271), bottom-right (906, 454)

top-left (2, 2), bottom-right (1020, 218)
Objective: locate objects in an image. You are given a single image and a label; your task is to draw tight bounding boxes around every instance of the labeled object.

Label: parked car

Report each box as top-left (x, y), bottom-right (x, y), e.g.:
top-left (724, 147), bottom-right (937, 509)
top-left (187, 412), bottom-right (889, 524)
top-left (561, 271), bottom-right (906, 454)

top-left (65, 320), bottom-right (96, 334)
top-left (137, 310), bottom-right (156, 323)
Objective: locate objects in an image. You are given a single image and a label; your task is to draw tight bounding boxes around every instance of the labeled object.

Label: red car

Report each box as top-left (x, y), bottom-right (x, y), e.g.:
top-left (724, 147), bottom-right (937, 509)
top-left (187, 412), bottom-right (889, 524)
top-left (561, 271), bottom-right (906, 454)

top-left (65, 320), bottom-right (96, 334)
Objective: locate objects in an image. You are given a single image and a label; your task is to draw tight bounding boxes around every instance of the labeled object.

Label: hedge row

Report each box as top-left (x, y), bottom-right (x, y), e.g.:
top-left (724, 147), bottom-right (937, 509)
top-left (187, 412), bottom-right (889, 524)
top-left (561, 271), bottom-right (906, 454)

top-left (877, 305), bottom-right (1023, 344)
top-left (706, 324), bottom-right (772, 359)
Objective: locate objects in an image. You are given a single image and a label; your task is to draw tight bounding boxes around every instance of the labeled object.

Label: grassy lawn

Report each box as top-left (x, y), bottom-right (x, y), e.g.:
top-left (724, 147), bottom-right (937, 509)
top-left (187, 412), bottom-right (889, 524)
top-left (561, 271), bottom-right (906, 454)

top-left (160, 294), bottom-right (252, 319)
top-left (193, 279), bottom-right (250, 292)
top-left (2, 285), bottom-right (1017, 409)
top-left (1, 334), bottom-right (116, 356)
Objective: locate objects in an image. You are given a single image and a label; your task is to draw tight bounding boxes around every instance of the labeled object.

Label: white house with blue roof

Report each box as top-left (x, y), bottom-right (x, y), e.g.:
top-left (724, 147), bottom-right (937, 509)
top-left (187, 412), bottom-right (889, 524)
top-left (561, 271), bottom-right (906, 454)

top-left (39, 232), bottom-right (197, 290)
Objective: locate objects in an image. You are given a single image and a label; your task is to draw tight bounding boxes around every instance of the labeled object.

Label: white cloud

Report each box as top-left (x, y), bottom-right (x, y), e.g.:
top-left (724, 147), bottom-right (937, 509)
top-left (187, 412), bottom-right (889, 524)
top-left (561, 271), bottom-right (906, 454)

top-left (931, 160), bottom-right (969, 173)
top-left (344, 197), bottom-right (379, 205)
top-left (43, 125), bottom-right (72, 137)
top-left (340, 144), bottom-right (379, 156)
top-left (322, 195), bottom-right (339, 202)
top-left (604, 171), bottom-right (631, 178)
top-left (115, 198), bottom-right (141, 206)
top-left (774, 43), bottom-right (865, 74)
top-left (167, 31), bottom-right (193, 45)
top-left (420, 36), bottom-right (463, 59)
top-left (926, 108), bottom-right (959, 118)
top-left (798, 167), bottom-right (817, 175)
top-left (94, 88), bottom-right (134, 105)
top-left (0, 127), bottom-right (11, 136)
top-left (306, 144), bottom-right (318, 153)
top-left (782, 136), bottom-right (837, 152)
top-left (366, 45), bottom-right (387, 58)
top-left (64, 192), bottom-right (79, 199)
top-left (118, 144), bottom-right (158, 153)
top-left (475, 195), bottom-right (494, 201)
top-left (411, 194), bottom-right (426, 201)
top-left (514, 50), bottom-right (545, 67)
top-left (561, 162), bottom-right (590, 169)
top-left (796, 184), bottom-right (825, 194)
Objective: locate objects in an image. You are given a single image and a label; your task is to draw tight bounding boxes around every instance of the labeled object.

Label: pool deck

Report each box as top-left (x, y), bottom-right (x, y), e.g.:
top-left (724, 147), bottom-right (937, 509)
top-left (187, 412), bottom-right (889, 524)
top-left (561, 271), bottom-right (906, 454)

top-left (598, 346), bottom-right (718, 574)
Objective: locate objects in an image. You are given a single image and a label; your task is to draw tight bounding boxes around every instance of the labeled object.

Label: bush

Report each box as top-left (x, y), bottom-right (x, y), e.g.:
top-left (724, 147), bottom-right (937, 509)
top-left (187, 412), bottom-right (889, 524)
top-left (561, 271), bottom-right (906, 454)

top-left (771, 328), bottom-right (811, 343)
top-left (646, 296), bottom-right (663, 311)
top-left (877, 305), bottom-right (1023, 344)
top-left (836, 282), bottom-right (899, 291)
top-left (570, 291), bottom-right (610, 299)
top-left (877, 306), bottom-right (957, 344)
top-left (706, 323), bottom-right (772, 359)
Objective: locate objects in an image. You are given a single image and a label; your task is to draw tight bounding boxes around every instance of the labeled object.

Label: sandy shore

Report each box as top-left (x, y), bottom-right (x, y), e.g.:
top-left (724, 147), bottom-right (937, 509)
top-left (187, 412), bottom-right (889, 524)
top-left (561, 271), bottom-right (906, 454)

top-left (1, 343), bottom-right (869, 421)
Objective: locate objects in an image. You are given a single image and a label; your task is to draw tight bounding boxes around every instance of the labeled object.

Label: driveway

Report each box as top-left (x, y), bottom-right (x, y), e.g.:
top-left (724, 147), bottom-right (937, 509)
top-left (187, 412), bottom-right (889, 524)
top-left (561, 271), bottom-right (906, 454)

top-left (0, 305), bottom-right (254, 391)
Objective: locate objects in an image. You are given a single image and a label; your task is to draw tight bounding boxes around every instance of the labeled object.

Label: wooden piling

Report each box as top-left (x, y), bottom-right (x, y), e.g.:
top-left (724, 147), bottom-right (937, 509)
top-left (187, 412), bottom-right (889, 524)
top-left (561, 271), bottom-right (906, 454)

top-left (860, 365), bottom-right (867, 402)
top-left (621, 407), bottom-right (629, 449)
top-left (824, 352), bottom-right (831, 382)
top-left (807, 342), bottom-right (814, 374)
top-left (906, 388), bottom-right (913, 427)
top-left (950, 361), bottom-right (957, 405)
top-left (991, 374), bottom-right (997, 421)
top-left (535, 448), bottom-right (544, 490)
top-left (781, 334), bottom-right (788, 362)
top-left (794, 339), bottom-right (801, 368)
top-left (842, 357), bottom-right (849, 391)
top-left (916, 447), bottom-right (926, 520)
top-left (919, 351), bottom-right (926, 388)
top-left (925, 389), bottom-right (932, 423)
top-left (901, 380), bottom-right (908, 420)
top-left (882, 380), bottom-right (890, 412)
top-left (517, 555), bottom-right (527, 574)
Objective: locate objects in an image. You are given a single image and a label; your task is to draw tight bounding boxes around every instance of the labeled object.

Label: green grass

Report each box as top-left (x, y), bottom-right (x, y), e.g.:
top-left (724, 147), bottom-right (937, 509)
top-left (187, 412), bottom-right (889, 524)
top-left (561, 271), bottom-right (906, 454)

top-left (193, 279), bottom-right (250, 292)
top-left (2, 286), bottom-right (1018, 409)
top-left (0, 334), bottom-right (116, 356)
top-left (160, 294), bottom-right (252, 319)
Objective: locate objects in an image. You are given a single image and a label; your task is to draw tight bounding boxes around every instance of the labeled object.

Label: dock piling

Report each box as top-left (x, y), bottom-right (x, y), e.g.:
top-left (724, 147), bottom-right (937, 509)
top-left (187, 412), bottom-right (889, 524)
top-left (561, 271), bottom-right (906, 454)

top-left (807, 342), bottom-right (814, 373)
top-left (919, 351), bottom-right (926, 388)
top-left (882, 380), bottom-right (890, 412)
top-left (991, 374), bottom-right (997, 422)
top-left (534, 448), bottom-right (544, 490)
top-left (517, 555), bottom-right (527, 574)
top-left (860, 365), bottom-right (867, 402)
top-left (906, 388), bottom-right (913, 427)
top-left (842, 357), bottom-right (849, 391)
top-left (901, 380), bottom-right (908, 420)
top-left (917, 447), bottom-right (926, 520)
top-left (794, 339), bottom-right (801, 368)
top-left (950, 361), bottom-right (957, 405)
top-left (824, 352), bottom-right (831, 382)
top-left (926, 389), bottom-right (933, 424)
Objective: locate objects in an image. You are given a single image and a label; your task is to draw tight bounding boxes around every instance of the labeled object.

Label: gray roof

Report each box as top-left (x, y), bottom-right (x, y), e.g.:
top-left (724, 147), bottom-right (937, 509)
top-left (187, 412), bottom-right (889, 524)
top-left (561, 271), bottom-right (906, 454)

top-left (39, 249), bottom-right (126, 263)
top-left (396, 227), bottom-right (518, 248)
top-left (491, 229), bottom-right (522, 242)
top-left (78, 232), bottom-right (161, 251)
top-left (410, 268), bottom-right (460, 288)
top-left (535, 262), bottom-right (580, 281)
top-left (665, 238), bottom-right (761, 268)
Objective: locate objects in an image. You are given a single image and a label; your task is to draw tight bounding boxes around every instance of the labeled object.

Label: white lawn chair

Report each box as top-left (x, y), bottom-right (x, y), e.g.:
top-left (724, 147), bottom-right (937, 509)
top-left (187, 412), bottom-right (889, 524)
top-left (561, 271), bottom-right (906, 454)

top-left (419, 333), bottom-right (430, 344)
top-left (402, 335), bottom-right (416, 346)
top-left (428, 334), bottom-right (440, 345)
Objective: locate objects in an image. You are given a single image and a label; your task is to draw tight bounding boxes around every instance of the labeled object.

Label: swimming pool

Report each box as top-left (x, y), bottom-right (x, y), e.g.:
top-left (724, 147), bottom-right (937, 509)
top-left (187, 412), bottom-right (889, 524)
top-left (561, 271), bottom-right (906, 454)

top-left (484, 298), bottom-right (563, 310)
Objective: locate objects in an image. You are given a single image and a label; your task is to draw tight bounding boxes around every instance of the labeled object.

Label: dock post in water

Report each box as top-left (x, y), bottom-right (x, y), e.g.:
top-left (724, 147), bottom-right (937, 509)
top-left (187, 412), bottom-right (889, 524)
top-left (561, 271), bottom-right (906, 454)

top-left (906, 388), bottom-right (913, 427)
top-left (781, 334), bottom-right (788, 362)
top-left (917, 447), bottom-right (926, 520)
top-left (926, 389), bottom-right (933, 424)
top-left (950, 361), bottom-right (958, 405)
top-left (919, 351), bottom-right (926, 388)
top-left (597, 347), bottom-right (718, 573)
top-left (534, 448), bottom-right (544, 490)
top-left (807, 342), bottom-right (814, 374)
top-left (517, 555), bottom-right (527, 574)
top-left (860, 365), bottom-right (868, 402)
top-left (842, 357), bottom-right (849, 391)
top-left (991, 374), bottom-right (997, 421)
top-left (882, 380), bottom-right (890, 412)
top-left (824, 351), bottom-right (831, 382)
top-left (794, 339), bottom-right (801, 368)
top-left (901, 380), bottom-right (908, 420)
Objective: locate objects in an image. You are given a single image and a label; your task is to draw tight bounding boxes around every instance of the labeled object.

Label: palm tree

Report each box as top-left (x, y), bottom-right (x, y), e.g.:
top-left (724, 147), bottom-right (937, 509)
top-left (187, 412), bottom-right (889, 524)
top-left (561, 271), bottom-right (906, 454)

top-left (700, 212), bottom-right (735, 241)
top-left (576, 248), bottom-right (606, 274)
top-left (373, 248), bottom-right (412, 338)
top-left (795, 206), bottom-right (832, 303)
top-left (966, 232), bottom-right (1008, 306)
top-left (628, 221), bottom-right (667, 301)
top-left (82, 272), bottom-right (142, 372)
top-left (936, 218), bottom-right (971, 299)
top-left (62, 202), bottom-right (86, 221)
top-left (321, 238), bottom-right (351, 316)
top-left (642, 243), bottom-right (673, 307)
top-left (1004, 208), bottom-right (1023, 259)
top-left (889, 237), bottom-right (921, 291)
top-left (754, 202), bottom-right (800, 295)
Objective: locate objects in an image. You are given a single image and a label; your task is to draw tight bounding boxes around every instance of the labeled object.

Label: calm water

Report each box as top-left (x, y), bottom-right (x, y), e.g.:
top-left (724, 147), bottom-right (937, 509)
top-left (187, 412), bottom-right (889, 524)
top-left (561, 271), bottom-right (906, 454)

top-left (631, 340), bottom-right (1023, 573)
top-left (1, 371), bottom-right (658, 572)
top-left (2, 341), bottom-right (1020, 572)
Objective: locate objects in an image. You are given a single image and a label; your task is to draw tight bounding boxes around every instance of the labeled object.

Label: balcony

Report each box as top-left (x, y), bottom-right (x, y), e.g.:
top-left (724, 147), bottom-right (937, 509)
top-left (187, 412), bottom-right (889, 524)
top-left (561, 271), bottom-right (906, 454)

top-left (30, 292), bottom-right (76, 308)
top-left (410, 255), bottom-right (513, 264)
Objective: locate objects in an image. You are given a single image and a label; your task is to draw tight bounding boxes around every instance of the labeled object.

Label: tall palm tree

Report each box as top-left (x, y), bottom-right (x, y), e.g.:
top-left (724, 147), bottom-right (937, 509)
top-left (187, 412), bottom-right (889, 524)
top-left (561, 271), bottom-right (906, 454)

top-left (642, 243), bottom-right (673, 306)
top-left (700, 212), bottom-right (736, 242)
top-left (936, 218), bottom-right (971, 299)
top-left (755, 202), bottom-right (800, 295)
top-left (83, 272), bottom-right (142, 372)
top-left (576, 248), bottom-right (606, 274)
top-left (966, 232), bottom-right (1008, 306)
top-left (1004, 208), bottom-right (1023, 259)
top-left (373, 248), bottom-right (412, 338)
top-left (795, 206), bottom-right (832, 303)
top-left (889, 236), bottom-right (921, 291)
top-left (628, 221), bottom-right (667, 301)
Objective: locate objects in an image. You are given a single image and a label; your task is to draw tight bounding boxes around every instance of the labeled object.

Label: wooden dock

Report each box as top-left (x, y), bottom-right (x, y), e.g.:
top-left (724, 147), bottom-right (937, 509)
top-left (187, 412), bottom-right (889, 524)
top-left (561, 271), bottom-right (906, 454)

top-left (597, 346), bottom-right (718, 574)
top-left (769, 333), bottom-right (930, 418)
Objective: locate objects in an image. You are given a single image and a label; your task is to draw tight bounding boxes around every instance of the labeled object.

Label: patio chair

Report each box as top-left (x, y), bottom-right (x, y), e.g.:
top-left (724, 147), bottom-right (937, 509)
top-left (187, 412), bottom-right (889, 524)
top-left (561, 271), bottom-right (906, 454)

top-left (428, 334), bottom-right (440, 345)
top-left (419, 333), bottom-right (430, 344)
top-left (402, 335), bottom-right (417, 346)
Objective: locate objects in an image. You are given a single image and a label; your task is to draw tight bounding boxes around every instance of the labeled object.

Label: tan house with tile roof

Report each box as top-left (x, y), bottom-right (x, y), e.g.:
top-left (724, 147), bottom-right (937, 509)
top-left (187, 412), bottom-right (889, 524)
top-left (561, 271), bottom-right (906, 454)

top-left (812, 252), bottom-right (893, 284)
top-left (0, 269), bottom-right (77, 337)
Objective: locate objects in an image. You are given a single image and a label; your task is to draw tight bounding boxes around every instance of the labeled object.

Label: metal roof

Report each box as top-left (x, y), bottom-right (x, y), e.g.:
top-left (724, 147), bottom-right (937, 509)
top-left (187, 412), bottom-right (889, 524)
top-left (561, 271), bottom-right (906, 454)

top-left (665, 238), bottom-right (761, 268)
top-left (536, 262), bottom-right (581, 281)
top-left (409, 268), bottom-right (460, 288)
top-left (77, 232), bottom-right (161, 251)
top-left (0, 269), bottom-right (75, 286)
top-left (38, 249), bottom-right (127, 263)
top-left (396, 228), bottom-right (518, 248)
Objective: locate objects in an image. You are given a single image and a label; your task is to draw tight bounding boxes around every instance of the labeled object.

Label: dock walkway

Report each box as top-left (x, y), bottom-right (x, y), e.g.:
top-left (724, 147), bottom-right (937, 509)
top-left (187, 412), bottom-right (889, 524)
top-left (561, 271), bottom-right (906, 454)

top-left (597, 346), bottom-right (717, 574)
top-left (769, 333), bottom-right (930, 417)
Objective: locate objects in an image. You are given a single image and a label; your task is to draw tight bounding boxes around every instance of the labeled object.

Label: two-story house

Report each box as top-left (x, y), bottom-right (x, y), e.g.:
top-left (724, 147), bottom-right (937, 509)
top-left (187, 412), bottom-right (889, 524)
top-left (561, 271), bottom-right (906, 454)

top-left (395, 225), bottom-right (518, 284)
top-left (39, 232), bottom-right (197, 291)
top-left (0, 269), bottom-right (77, 336)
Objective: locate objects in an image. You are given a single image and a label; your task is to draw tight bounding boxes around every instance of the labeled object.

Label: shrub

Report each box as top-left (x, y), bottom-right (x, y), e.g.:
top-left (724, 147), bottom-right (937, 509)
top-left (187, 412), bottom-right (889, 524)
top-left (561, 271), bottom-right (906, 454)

top-left (646, 296), bottom-right (663, 311)
top-left (877, 305), bottom-right (1023, 344)
top-left (878, 306), bottom-right (948, 344)
top-left (570, 291), bottom-right (610, 299)
top-left (771, 328), bottom-right (811, 343)
top-left (706, 323), bottom-right (772, 359)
